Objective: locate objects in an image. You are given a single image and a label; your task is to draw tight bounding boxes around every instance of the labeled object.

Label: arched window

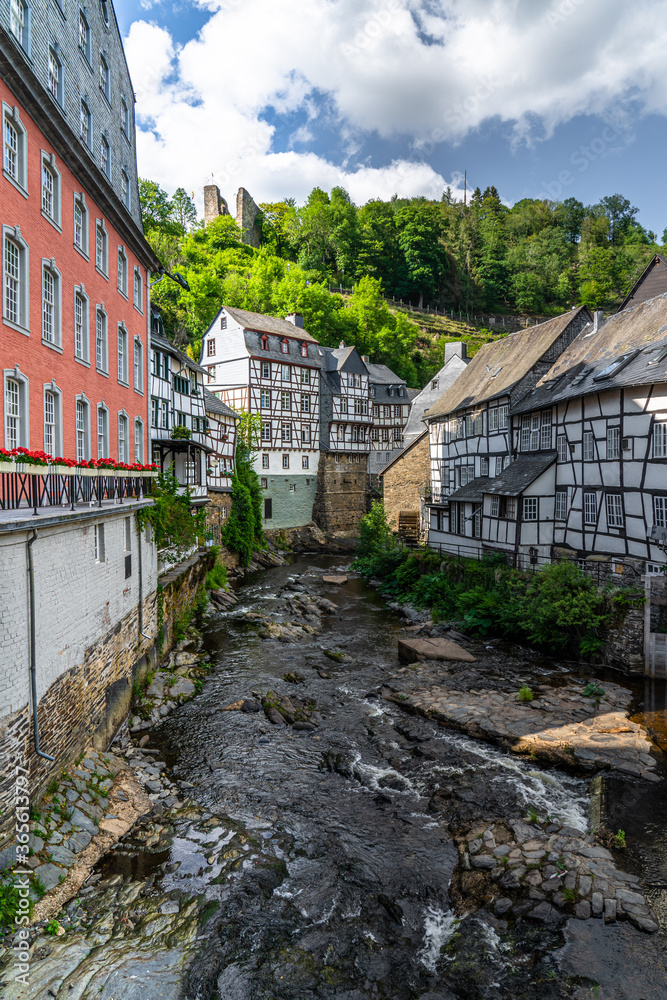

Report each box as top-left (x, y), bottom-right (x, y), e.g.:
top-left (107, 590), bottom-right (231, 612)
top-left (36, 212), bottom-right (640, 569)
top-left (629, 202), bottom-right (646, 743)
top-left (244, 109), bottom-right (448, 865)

top-left (261, 335), bottom-right (269, 351)
top-left (281, 339), bottom-right (289, 354)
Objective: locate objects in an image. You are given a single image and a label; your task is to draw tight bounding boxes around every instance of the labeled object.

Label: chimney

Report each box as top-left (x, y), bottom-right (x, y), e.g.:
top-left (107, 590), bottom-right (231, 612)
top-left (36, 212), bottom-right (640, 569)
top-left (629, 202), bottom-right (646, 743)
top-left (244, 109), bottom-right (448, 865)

top-left (444, 341), bottom-right (467, 364)
top-left (592, 309), bottom-right (604, 334)
top-left (361, 355), bottom-right (370, 363)
top-left (284, 313), bottom-right (304, 328)
top-left (339, 340), bottom-right (346, 349)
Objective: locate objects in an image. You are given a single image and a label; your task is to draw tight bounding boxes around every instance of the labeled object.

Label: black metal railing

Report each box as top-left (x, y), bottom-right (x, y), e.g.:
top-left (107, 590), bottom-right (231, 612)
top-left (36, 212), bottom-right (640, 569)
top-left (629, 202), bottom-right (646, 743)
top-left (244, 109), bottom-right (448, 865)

top-left (0, 469), bottom-right (155, 516)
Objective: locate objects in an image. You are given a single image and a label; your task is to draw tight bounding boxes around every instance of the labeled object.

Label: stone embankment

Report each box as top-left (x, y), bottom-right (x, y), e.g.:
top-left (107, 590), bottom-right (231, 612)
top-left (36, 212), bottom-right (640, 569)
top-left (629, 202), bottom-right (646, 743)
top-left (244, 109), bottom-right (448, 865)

top-left (452, 816), bottom-right (659, 934)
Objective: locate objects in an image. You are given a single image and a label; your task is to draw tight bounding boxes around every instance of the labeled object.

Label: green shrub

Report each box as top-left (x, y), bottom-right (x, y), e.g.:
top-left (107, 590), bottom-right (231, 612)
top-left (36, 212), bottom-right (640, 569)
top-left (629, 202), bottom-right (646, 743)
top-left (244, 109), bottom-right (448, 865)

top-left (136, 468), bottom-right (205, 552)
top-left (517, 684), bottom-right (534, 702)
top-left (206, 557), bottom-right (228, 591)
top-left (0, 876), bottom-right (24, 927)
top-left (222, 444), bottom-right (264, 566)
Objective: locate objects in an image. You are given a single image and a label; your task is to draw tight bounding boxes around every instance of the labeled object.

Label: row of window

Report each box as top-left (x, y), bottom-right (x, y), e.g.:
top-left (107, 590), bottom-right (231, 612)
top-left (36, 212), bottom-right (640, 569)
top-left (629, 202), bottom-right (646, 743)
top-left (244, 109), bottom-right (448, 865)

top-left (261, 454), bottom-right (310, 471)
top-left (3, 235), bottom-right (143, 384)
top-left (442, 455), bottom-right (511, 489)
top-left (149, 399), bottom-right (207, 433)
top-left (3, 99), bottom-right (132, 216)
top-left (4, 375), bottom-right (143, 461)
top-left (445, 404), bottom-right (509, 441)
top-left (256, 361), bottom-right (314, 383)
top-left (337, 399), bottom-right (369, 415)
top-left (332, 424), bottom-right (368, 443)
top-left (373, 404), bottom-right (406, 418)
top-left (371, 427), bottom-right (402, 442)
top-left (260, 423), bottom-right (312, 444)
top-left (259, 390), bottom-right (313, 412)
top-left (258, 335), bottom-right (309, 357)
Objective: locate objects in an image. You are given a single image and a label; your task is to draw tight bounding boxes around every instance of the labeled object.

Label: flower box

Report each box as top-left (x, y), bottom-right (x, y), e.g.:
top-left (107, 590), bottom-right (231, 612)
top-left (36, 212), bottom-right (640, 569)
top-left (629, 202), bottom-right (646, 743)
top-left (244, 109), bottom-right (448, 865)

top-left (0, 461), bottom-right (14, 474)
top-left (49, 465), bottom-right (72, 476)
top-left (76, 468), bottom-right (99, 478)
top-left (16, 463), bottom-right (48, 475)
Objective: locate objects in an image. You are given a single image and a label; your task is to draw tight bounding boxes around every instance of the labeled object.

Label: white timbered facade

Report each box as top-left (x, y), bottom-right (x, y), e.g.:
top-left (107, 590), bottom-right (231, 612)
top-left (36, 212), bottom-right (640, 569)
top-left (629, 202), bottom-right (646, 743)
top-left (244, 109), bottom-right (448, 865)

top-left (320, 346), bottom-right (373, 458)
top-left (363, 359), bottom-right (411, 474)
top-left (424, 307), bottom-right (591, 554)
top-left (204, 389), bottom-right (237, 489)
top-left (201, 306), bottom-right (321, 528)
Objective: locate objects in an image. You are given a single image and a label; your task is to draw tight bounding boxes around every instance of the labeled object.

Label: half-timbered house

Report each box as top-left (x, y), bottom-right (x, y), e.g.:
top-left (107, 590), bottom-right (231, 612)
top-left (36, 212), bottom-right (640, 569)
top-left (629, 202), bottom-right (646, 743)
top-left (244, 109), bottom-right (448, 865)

top-left (150, 311), bottom-right (211, 503)
top-left (362, 359), bottom-right (411, 476)
top-left (201, 306), bottom-right (321, 528)
top-left (424, 307), bottom-right (591, 554)
top-left (203, 388), bottom-right (238, 541)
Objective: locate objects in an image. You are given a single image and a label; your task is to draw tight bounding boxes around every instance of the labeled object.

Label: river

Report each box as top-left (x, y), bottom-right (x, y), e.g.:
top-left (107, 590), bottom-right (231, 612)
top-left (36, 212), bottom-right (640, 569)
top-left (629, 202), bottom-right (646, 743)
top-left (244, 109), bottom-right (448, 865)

top-left (25, 555), bottom-right (667, 999)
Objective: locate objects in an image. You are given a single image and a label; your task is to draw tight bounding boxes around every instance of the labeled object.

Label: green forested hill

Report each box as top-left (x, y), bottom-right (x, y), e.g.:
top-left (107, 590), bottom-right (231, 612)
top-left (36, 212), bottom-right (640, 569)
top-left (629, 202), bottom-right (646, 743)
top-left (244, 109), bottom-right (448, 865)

top-left (141, 181), bottom-right (662, 389)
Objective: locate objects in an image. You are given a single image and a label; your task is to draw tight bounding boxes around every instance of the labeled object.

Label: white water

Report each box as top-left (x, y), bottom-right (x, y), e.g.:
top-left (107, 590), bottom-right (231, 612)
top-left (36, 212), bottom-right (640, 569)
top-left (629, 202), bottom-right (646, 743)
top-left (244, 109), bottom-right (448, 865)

top-left (419, 905), bottom-right (459, 971)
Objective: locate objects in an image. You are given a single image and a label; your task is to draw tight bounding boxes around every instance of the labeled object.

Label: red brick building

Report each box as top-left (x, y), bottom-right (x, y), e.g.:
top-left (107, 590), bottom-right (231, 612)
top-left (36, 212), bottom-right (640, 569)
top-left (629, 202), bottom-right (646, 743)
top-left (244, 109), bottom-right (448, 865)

top-left (1, 1), bottom-right (157, 462)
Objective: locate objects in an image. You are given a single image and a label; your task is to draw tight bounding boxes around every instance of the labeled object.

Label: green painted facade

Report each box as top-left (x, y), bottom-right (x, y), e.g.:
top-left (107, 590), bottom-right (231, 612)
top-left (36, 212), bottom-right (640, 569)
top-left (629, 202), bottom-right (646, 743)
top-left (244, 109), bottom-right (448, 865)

top-left (262, 474), bottom-right (318, 530)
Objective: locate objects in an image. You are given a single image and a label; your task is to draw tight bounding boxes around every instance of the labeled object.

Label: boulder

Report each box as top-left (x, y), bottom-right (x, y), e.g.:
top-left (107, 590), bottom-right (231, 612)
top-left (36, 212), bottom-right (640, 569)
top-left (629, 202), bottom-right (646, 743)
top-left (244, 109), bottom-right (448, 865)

top-left (323, 575), bottom-right (347, 585)
top-left (170, 678), bottom-right (196, 698)
top-left (397, 636), bottom-right (476, 663)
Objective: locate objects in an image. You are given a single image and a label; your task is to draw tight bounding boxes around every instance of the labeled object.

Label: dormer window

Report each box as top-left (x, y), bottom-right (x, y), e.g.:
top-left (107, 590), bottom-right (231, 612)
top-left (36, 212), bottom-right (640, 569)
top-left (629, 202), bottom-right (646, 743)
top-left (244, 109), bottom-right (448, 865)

top-left (300, 343), bottom-right (308, 358)
top-left (261, 335), bottom-right (269, 351)
top-left (593, 351), bottom-right (638, 382)
top-left (431, 378), bottom-right (439, 390)
top-left (281, 339), bottom-right (289, 354)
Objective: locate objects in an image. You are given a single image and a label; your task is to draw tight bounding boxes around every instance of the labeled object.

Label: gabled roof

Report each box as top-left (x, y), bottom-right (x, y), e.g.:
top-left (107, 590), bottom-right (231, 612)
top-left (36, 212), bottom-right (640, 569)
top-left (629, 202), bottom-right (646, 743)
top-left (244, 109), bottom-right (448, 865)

top-left (617, 254), bottom-right (667, 312)
top-left (424, 307), bottom-right (591, 419)
top-left (378, 429), bottom-right (428, 477)
top-left (223, 306), bottom-right (319, 343)
top-left (364, 362), bottom-right (405, 386)
top-left (203, 389), bottom-right (238, 420)
top-left (152, 332), bottom-right (208, 376)
top-left (512, 292), bottom-right (667, 415)
top-left (482, 453), bottom-right (556, 497)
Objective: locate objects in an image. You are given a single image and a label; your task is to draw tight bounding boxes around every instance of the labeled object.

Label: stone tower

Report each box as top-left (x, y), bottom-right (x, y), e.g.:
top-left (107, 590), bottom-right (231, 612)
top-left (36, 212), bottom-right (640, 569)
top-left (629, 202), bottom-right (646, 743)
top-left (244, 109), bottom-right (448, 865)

top-left (203, 184), bottom-right (229, 226)
top-left (235, 187), bottom-right (262, 248)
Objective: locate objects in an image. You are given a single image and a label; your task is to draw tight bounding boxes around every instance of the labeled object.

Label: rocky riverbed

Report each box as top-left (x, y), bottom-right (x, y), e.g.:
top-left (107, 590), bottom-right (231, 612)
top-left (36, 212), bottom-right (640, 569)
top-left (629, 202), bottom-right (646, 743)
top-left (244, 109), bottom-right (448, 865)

top-left (3, 555), bottom-right (667, 999)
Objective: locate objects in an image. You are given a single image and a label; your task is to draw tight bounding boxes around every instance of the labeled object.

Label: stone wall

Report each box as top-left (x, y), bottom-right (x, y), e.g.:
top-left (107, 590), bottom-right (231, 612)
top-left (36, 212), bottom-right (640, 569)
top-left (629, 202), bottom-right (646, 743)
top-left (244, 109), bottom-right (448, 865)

top-left (203, 184), bottom-right (229, 226)
top-left (313, 453), bottom-right (369, 533)
top-left (0, 507), bottom-right (212, 851)
top-left (381, 433), bottom-right (429, 536)
top-left (605, 604), bottom-right (645, 674)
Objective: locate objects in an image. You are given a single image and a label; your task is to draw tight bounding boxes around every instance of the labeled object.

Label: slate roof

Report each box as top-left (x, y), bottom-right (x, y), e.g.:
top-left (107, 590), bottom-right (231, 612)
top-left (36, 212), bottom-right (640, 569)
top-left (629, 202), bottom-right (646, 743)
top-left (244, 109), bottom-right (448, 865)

top-left (424, 307), bottom-right (591, 418)
top-left (203, 389), bottom-right (238, 420)
top-left (512, 293), bottom-right (667, 416)
top-left (224, 306), bottom-right (319, 343)
top-left (617, 254), bottom-right (667, 312)
top-left (447, 477), bottom-right (491, 503)
top-left (241, 328), bottom-right (323, 367)
top-left (482, 453), bottom-right (556, 497)
top-left (364, 362), bottom-right (404, 385)
top-left (152, 332), bottom-right (209, 376)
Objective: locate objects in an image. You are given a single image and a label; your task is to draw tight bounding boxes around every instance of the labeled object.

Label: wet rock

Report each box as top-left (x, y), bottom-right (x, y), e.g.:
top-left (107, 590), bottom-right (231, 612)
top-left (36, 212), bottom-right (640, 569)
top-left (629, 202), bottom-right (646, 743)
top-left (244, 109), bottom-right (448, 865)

top-left (529, 901), bottom-right (554, 922)
top-left (574, 901), bottom-right (591, 919)
top-left (470, 855), bottom-right (496, 870)
top-left (170, 678), bottom-right (196, 698)
top-left (241, 699), bottom-right (261, 713)
top-left (266, 707), bottom-right (286, 725)
top-left (283, 672), bottom-right (305, 684)
top-left (494, 897), bottom-right (513, 916)
top-left (294, 721), bottom-right (317, 731)
top-left (604, 898), bottom-right (617, 922)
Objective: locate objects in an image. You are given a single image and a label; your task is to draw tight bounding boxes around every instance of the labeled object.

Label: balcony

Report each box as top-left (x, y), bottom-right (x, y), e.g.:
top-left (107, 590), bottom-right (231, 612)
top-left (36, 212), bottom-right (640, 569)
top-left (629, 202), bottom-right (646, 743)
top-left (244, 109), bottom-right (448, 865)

top-left (0, 467), bottom-right (155, 525)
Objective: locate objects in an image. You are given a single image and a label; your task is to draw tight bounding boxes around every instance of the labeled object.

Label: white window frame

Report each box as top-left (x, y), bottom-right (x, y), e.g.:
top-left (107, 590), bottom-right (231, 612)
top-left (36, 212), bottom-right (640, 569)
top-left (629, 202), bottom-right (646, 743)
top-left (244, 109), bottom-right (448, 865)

top-left (260, 389), bottom-right (271, 409)
top-left (99, 52), bottom-right (110, 102)
top-left (583, 492), bottom-right (597, 525)
top-left (555, 490), bottom-right (567, 521)
top-left (41, 153), bottom-right (61, 229)
top-left (41, 258), bottom-right (62, 349)
top-left (2, 226), bottom-right (29, 333)
top-left (261, 453), bottom-right (269, 469)
top-left (118, 411), bottom-right (129, 463)
top-left (94, 523), bottom-right (105, 563)
top-left (607, 426), bottom-right (620, 461)
top-left (117, 324), bottom-right (129, 384)
top-left (282, 453), bottom-right (289, 468)
top-left (42, 379), bottom-right (63, 458)
top-left (261, 361), bottom-right (270, 378)
top-left (133, 266), bottom-right (143, 312)
top-left (75, 395), bottom-right (90, 461)
top-left (261, 422), bottom-right (271, 442)
top-left (95, 306), bottom-right (108, 373)
top-left (488, 407), bottom-right (499, 432)
top-left (302, 456), bottom-right (309, 469)
top-left (95, 220), bottom-right (108, 276)
top-left (100, 134), bottom-right (110, 178)
top-left (133, 336), bottom-right (143, 392)
top-left (653, 496), bottom-right (667, 529)
top-left (557, 434), bottom-right (567, 462)
top-left (80, 99), bottom-right (92, 149)
top-left (48, 47), bottom-right (63, 106)
top-left (2, 103), bottom-right (27, 193)
top-left (79, 8), bottom-right (91, 62)
top-left (134, 417), bottom-right (144, 462)
top-left (97, 403), bottom-right (109, 458)
top-left (117, 246), bottom-right (128, 297)
top-left (490, 496), bottom-right (500, 517)
top-left (540, 410), bottom-right (551, 450)
top-left (480, 457), bottom-right (489, 476)
top-left (301, 394), bottom-right (310, 413)
top-left (121, 169), bottom-right (130, 210)
top-left (73, 193), bottom-right (89, 258)
top-left (583, 430), bottom-right (595, 462)
top-left (11, 0), bottom-right (30, 52)
top-left (281, 422), bottom-right (291, 442)
top-left (653, 420), bottom-right (667, 459)
top-left (606, 493), bottom-right (624, 527)
top-left (498, 404), bottom-right (509, 430)
top-left (4, 367), bottom-right (29, 449)
top-left (73, 285), bottom-right (89, 364)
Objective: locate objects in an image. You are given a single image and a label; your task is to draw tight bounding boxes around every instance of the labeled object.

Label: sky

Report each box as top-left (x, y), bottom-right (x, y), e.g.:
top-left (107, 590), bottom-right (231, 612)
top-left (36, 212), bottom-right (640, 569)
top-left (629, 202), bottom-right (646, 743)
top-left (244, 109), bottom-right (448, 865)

top-left (114, 0), bottom-right (667, 236)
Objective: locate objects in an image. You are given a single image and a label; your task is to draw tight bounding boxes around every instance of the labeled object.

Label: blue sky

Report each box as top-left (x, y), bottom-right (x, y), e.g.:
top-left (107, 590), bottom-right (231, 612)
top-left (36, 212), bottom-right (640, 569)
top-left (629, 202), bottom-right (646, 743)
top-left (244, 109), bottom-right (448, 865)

top-left (115, 0), bottom-right (667, 236)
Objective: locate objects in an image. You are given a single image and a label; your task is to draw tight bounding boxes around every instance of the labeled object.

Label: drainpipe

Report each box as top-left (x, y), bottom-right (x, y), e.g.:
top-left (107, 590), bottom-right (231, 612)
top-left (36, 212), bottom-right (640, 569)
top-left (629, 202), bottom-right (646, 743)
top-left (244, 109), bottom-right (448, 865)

top-left (136, 519), bottom-right (153, 641)
top-left (26, 530), bottom-right (54, 761)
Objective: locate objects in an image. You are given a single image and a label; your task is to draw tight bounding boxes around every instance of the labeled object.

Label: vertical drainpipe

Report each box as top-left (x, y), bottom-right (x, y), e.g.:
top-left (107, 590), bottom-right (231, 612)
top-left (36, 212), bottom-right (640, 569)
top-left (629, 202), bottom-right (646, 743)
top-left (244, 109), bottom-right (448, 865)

top-left (137, 517), bottom-right (152, 641)
top-left (26, 530), bottom-right (54, 762)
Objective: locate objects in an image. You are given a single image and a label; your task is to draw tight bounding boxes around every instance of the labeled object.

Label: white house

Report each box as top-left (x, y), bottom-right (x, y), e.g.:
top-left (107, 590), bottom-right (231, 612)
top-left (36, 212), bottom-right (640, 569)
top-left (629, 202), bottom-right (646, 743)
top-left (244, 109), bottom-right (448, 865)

top-left (362, 359), bottom-right (411, 476)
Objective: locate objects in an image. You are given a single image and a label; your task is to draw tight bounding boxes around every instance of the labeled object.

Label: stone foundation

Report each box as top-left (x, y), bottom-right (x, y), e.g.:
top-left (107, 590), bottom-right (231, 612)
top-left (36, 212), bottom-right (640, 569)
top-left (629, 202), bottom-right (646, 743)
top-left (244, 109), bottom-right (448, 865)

top-left (313, 453), bottom-right (369, 534)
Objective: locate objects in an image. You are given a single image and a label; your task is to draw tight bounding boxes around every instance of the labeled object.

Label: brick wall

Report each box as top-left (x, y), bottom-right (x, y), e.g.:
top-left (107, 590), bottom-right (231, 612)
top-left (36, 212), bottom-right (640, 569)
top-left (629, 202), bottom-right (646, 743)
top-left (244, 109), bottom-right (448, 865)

top-left (381, 433), bottom-right (430, 532)
top-left (313, 453), bottom-right (369, 533)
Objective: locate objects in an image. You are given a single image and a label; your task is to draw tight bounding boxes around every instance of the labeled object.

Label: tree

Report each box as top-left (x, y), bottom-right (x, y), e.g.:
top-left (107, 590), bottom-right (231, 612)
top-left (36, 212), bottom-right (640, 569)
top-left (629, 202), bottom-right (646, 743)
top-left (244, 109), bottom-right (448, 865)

top-left (395, 203), bottom-right (448, 308)
top-left (599, 194), bottom-right (639, 245)
top-left (171, 187), bottom-right (198, 232)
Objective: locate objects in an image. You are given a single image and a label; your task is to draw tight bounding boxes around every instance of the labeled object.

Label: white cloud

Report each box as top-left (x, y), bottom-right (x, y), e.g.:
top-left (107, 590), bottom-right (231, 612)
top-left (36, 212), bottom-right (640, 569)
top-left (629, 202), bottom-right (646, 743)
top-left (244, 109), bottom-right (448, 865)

top-left (124, 0), bottom-right (667, 207)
